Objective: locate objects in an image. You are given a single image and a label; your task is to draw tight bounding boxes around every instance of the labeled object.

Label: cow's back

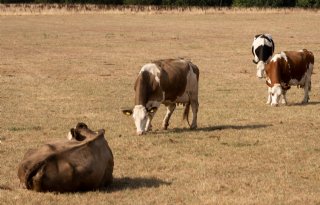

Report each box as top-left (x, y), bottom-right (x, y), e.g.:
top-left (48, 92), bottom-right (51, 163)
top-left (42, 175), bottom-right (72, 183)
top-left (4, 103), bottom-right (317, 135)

top-left (153, 59), bottom-right (197, 101)
top-left (284, 49), bottom-right (314, 82)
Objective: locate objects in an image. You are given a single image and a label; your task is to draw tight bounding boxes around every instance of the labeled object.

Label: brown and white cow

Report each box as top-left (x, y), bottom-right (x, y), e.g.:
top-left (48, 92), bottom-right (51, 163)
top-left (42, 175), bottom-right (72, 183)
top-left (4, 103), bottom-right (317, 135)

top-left (17, 123), bottom-right (114, 192)
top-left (265, 49), bottom-right (314, 106)
top-left (122, 58), bottom-right (200, 135)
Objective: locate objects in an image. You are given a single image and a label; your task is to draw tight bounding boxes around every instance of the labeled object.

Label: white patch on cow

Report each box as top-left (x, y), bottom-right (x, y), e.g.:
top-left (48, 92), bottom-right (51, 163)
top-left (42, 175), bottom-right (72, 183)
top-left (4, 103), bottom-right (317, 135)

top-left (252, 36), bottom-right (273, 48)
top-left (281, 52), bottom-right (288, 62)
top-left (67, 131), bottom-right (73, 140)
top-left (140, 63), bottom-right (160, 83)
top-left (271, 52), bottom-right (287, 63)
top-left (256, 61), bottom-right (266, 78)
top-left (271, 54), bottom-right (281, 62)
top-left (132, 105), bottom-right (148, 135)
top-left (176, 64), bottom-right (198, 103)
top-left (270, 84), bottom-right (282, 106)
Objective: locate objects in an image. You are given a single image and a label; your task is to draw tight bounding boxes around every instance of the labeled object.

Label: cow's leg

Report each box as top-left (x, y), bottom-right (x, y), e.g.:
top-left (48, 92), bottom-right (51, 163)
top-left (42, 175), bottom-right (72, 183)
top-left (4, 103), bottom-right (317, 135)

top-left (302, 80), bottom-right (311, 103)
top-left (146, 112), bottom-right (157, 132)
top-left (302, 64), bottom-right (313, 104)
top-left (266, 87), bottom-right (272, 104)
top-left (301, 74), bottom-right (312, 104)
top-left (281, 90), bottom-right (288, 105)
top-left (162, 104), bottom-right (176, 130)
top-left (190, 100), bottom-right (199, 129)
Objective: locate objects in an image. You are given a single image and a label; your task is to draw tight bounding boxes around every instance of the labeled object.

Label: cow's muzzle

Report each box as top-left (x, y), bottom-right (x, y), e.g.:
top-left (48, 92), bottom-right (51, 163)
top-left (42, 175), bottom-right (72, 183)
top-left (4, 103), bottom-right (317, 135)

top-left (252, 59), bottom-right (258, 64)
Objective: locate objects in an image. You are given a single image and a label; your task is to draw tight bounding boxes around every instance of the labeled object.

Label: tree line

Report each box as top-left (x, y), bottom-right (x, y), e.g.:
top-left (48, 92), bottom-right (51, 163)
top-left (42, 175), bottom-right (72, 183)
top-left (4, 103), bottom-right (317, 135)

top-left (1, 0), bottom-right (319, 8)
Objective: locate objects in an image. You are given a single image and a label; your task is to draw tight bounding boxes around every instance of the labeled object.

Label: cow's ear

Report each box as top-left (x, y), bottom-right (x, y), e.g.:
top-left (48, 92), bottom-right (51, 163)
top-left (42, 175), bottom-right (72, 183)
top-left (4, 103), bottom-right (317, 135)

top-left (67, 128), bottom-right (76, 140)
top-left (122, 109), bottom-right (133, 116)
top-left (97, 129), bottom-right (105, 137)
top-left (148, 107), bottom-right (158, 114)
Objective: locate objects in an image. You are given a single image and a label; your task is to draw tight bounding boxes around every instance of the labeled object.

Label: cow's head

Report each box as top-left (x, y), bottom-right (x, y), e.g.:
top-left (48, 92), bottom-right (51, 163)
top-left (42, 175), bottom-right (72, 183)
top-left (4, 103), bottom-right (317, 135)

top-left (122, 105), bottom-right (158, 135)
top-left (67, 122), bottom-right (104, 141)
top-left (269, 84), bottom-right (282, 106)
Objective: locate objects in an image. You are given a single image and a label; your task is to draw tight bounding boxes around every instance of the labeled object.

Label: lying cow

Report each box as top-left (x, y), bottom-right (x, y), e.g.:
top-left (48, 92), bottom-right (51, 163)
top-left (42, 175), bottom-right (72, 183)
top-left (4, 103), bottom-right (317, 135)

top-left (252, 33), bottom-right (275, 78)
top-left (265, 49), bottom-right (314, 106)
top-left (122, 58), bottom-right (200, 135)
top-left (17, 123), bottom-right (114, 192)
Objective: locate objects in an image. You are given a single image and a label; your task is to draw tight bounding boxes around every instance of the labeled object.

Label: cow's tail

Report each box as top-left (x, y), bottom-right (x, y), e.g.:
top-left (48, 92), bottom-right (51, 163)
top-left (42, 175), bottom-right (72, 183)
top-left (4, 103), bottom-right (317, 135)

top-left (183, 102), bottom-right (191, 127)
top-left (24, 160), bottom-right (47, 191)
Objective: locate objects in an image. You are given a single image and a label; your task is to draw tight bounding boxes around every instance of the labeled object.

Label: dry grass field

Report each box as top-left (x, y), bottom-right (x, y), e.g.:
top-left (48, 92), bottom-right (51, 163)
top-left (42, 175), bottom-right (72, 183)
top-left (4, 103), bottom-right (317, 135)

top-left (0, 6), bottom-right (320, 205)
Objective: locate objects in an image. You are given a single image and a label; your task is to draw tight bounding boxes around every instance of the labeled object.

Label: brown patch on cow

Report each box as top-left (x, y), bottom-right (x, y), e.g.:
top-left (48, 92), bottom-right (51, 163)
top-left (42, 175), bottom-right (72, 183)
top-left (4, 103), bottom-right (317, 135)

top-left (153, 59), bottom-right (189, 101)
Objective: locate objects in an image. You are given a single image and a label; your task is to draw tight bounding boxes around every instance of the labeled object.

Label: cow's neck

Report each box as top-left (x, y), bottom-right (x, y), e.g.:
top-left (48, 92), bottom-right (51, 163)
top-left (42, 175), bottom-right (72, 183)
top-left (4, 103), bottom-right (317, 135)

top-left (268, 61), bottom-right (281, 86)
top-left (134, 71), bottom-right (159, 106)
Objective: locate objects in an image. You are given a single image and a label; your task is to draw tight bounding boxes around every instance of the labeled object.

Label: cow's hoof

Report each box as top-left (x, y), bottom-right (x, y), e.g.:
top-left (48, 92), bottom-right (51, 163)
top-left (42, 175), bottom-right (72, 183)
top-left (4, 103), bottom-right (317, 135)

top-left (162, 126), bottom-right (168, 130)
top-left (147, 125), bottom-right (153, 131)
top-left (302, 98), bottom-right (309, 104)
top-left (190, 125), bottom-right (197, 130)
top-left (137, 131), bottom-right (146, 135)
top-left (162, 124), bottom-right (169, 130)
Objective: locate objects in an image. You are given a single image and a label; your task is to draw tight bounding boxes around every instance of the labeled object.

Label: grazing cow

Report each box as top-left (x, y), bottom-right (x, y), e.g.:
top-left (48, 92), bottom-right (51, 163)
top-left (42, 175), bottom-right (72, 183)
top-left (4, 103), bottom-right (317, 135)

top-left (17, 123), bottom-right (114, 192)
top-left (265, 49), bottom-right (314, 106)
top-left (122, 58), bottom-right (199, 135)
top-left (252, 34), bottom-right (275, 78)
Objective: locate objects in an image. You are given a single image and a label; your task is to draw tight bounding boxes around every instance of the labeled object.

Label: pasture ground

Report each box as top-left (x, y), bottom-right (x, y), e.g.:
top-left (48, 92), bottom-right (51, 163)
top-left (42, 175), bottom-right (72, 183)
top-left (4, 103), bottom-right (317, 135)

top-left (0, 6), bottom-right (320, 205)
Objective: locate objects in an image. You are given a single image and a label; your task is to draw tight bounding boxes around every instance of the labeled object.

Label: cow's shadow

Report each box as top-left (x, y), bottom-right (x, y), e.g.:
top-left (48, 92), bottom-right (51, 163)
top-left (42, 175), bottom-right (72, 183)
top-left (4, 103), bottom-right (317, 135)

top-left (103, 177), bottom-right (171, 192)
top-left (196, 124), bottom-right (272, 132)
top-left (287, 101), bottom-right (320, 106)
top-left (151, 123), bottom-right (272, 134)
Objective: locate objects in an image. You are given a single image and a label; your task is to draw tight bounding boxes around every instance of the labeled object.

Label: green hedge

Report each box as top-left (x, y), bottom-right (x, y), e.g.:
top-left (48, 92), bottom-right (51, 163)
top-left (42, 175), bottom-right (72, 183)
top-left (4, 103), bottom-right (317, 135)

top-left (122, 0), bottom-right (232, 6)
top-left (296, 0), bottom-right (320, 7)
top-left (233, 0), bottom-right (294, 7)
top-left (1, 0), bottom-right (320, 8)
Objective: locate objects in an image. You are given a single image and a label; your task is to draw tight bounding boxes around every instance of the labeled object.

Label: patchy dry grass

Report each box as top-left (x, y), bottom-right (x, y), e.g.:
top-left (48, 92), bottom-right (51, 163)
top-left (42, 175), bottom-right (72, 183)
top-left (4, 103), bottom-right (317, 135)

top-left (0, 7), bottom-right (320, 205)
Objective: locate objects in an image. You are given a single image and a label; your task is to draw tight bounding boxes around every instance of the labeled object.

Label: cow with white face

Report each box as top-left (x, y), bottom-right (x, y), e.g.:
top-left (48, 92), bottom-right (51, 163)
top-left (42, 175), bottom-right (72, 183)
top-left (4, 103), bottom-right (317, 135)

top-left (265, 49), bottom-right (314, 106)
top-left (252, 34), bottom-right (275, 78)
top-left (122, 58), bottom-right (200, 135)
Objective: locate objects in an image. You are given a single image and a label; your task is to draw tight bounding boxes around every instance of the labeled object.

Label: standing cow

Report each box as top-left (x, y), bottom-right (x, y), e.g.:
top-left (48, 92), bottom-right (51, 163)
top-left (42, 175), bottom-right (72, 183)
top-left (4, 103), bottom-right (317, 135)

top-left (252, 34), bottom-right (275, 78)
top-left (265, 49), bottom-right (314, 106)
top-left (122, 58), bottom-right (200, 135)
top-left (17, 123), bottom-right (114, 192)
